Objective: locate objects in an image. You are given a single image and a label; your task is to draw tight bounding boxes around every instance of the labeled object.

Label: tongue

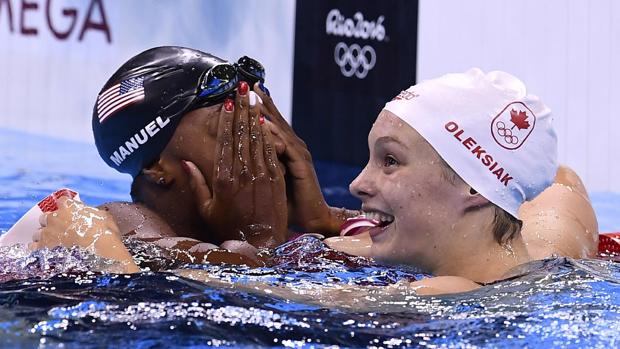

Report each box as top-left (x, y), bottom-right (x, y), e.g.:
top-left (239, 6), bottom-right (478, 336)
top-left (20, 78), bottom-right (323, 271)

top-left (340, 217), bottom-right (380, 236)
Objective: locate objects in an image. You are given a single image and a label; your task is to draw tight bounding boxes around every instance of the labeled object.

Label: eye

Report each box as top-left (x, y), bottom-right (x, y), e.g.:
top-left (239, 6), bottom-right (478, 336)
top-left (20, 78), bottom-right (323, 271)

top-left (383, 154), bottom-right (399, 167)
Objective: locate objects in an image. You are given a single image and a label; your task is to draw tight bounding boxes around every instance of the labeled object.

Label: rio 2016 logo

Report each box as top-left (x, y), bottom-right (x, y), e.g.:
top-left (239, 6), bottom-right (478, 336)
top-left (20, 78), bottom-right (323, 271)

top-left (325, 9), bottom-right (385, 80)
top-left (333, 42), bottom-right (376, 79)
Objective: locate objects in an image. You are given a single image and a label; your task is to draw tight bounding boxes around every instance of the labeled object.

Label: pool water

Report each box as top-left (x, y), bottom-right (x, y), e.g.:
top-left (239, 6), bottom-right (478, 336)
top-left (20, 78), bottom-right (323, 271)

top-left (2, 128), bottom-right (620, 348)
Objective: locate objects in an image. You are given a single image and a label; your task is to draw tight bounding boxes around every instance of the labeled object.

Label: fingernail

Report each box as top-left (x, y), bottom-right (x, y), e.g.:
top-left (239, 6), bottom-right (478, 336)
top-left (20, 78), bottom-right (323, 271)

top-left (238, 81), bottom-right (249, 96)
top-left (224, 99), bottom-right (234, 112)
top-left (259, 82), bottom-right (270, 96)
top-left (181, 160), bottom-right (191, 174)
top-left (259, 115), bottom-right (265, 125)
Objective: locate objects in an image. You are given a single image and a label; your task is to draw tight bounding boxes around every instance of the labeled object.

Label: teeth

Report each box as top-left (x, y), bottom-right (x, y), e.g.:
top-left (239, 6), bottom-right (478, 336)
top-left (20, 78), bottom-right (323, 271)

top-left (363, 211), bottom-right (394, 224)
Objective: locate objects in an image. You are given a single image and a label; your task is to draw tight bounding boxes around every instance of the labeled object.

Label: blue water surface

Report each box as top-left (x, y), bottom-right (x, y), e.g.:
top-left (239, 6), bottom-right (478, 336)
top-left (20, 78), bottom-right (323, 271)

top-left (2, 128), bottom-right (620, 348)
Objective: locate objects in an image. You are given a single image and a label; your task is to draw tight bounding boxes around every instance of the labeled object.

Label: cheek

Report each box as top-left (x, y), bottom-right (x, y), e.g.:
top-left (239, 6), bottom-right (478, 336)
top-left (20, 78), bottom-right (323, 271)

top-left (393, 177), bottom-right (454, 225)
top-left (385, 175), bottom-right (425, 209)
top-left (195, 140), bottom-right (217, 181)
top-left (176, 135), bottom-right (218, 182)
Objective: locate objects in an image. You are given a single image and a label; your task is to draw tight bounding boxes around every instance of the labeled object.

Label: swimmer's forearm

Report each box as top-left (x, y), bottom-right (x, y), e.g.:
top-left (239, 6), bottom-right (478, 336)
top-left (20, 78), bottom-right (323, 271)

top-left (176, 269), bottom-right (415, 310)
top-left (94, 237), bottom-right (140, 273)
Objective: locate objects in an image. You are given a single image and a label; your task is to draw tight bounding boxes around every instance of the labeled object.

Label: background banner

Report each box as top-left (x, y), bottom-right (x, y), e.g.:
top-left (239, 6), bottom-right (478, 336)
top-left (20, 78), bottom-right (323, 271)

top-left (1, 0), bottom-right (619, 193)
top-left (0, 0), bottom-right (295, 143)
top-left (291, 0), bottom-right (418, 166)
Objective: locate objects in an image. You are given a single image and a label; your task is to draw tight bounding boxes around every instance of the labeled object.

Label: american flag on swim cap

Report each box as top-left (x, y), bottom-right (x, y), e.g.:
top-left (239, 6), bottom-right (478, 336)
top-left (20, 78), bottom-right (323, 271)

top-left (96, 76), bottom-right (145, 123)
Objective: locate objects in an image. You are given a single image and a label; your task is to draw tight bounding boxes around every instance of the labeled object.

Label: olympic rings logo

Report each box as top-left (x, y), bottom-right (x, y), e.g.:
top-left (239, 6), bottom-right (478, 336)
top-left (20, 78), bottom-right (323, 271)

top-left (495, 121), bottom-right (519, 145)
top-left (333, 42), bottom-right (376, 79)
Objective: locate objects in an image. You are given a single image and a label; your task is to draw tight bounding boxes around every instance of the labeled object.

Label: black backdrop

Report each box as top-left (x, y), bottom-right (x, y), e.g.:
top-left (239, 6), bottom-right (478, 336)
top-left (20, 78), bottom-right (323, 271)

top-left (292, 0), bottom-right (418, 166)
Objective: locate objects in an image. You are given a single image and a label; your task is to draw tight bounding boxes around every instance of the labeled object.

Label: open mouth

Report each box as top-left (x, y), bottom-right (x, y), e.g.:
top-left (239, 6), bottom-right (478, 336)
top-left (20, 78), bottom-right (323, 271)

top-left (339, 210), bottom-right (394, 237)
top-left (361, 210), bottom-right (394, 240)
top-left (363, 211), bottom-right (395, 228)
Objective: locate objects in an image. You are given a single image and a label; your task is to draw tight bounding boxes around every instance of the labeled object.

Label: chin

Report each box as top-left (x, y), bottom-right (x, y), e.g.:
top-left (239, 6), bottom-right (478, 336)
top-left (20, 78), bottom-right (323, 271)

top-left (370, 233), bottom-right (429, 268)
top-left (370, 240), bottom-right (412, 266)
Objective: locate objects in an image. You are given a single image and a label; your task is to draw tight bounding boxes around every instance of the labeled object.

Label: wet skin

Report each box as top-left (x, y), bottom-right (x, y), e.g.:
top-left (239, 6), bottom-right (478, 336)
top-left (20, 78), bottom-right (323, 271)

top-left (33, 99), bottom-right (597, 292)
top-left (101, 83), bottom-right (354, 265)
top-left (325, 111), bottom-right (598, 275)
top-left (102, 84), bottom-right (289, 265)
top-left (347, 110), bottom-right (468, 269)
top-left (325, 166), bottom-right (599, 265)
top-left (329, 110), bottom-right (532, 282)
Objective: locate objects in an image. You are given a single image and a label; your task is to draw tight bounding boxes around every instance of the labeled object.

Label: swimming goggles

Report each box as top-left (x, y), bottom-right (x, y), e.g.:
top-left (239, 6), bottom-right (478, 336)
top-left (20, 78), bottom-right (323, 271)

top-left (195, 55), bottom-right (266, 107)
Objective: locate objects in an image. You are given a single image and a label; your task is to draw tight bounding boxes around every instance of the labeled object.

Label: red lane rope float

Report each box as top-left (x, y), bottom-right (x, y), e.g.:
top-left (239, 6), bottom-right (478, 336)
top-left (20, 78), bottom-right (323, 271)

top-left (598, 232), bottom-right (620, 255)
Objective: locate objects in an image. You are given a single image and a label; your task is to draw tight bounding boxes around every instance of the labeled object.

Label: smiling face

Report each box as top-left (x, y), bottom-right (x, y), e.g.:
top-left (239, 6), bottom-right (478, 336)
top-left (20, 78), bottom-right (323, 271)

top-left (349, 110), bottom-right (471, 270)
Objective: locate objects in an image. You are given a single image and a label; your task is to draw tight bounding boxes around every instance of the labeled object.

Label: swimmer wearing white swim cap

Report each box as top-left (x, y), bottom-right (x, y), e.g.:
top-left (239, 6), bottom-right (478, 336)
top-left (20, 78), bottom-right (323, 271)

top-left (323, 68), bottom-right (598, 293)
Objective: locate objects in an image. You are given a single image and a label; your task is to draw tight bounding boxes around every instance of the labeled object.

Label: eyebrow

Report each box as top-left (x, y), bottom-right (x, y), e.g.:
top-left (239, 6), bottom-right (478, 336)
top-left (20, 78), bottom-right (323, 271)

top-left (375, 136), bottom-right (409, 150)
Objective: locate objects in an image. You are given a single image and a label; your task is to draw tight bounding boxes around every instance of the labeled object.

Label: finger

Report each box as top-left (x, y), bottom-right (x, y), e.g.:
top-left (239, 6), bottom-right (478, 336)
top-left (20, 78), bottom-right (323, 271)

top-left (220, 240), bottom-right (259, 260)
top-left (215, 99), bottom-right (235, 181)
top-left (183, 160), bottom-right (214, 216)
top-left (253, 83), bottom-right (307, 151)
top-left (38, 212), bottom-right (48, 227)
top-left (234, 82), bottom-right (251, 179)
top-left (264, 118), bottom-right (310, 166)
top-left (261, 116), bottom-right (280, 181)
top-left (262, 120), bottom-right (287, 157)
top-left (249, 101), bottom-right (266, 178)
top-left (253, 82), bottom-right (290, 132)
top-left (32, 227), bottom-right (42, 242)
top-left (37, 226), bottom-right (60, 248)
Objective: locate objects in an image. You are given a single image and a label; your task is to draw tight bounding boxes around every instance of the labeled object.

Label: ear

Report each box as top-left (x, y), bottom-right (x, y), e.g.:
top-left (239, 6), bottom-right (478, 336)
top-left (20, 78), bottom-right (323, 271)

top-left (464, 186), bottom-right (491, 210)
top-left (141, 158), bottom-right (176, 188)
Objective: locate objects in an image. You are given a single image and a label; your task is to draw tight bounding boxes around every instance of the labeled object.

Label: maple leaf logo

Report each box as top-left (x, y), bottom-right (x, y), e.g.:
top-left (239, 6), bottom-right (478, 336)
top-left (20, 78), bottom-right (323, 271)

top-left (510, 109), bottom-right (530, 130)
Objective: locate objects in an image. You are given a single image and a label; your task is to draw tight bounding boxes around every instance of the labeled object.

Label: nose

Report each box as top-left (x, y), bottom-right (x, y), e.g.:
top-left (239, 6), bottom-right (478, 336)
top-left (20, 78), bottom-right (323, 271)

top-left (349, 165), bottom-right (375, 200)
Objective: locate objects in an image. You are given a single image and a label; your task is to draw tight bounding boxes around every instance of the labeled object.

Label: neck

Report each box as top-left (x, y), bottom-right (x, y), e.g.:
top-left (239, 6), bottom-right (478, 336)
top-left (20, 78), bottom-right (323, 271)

top-left (431, 210), bottom-right (531, 284)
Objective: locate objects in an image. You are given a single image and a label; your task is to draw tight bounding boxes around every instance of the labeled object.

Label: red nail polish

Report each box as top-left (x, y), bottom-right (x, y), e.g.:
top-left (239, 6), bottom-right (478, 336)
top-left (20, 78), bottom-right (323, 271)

top-left (259, 115), bottom-right (265, 125)
top-left (181, 160), bottom-right (191, 174)
top-left (238, 81), bottom-right (249, 96)
top-left (224, 99), bottom-right (234, 112)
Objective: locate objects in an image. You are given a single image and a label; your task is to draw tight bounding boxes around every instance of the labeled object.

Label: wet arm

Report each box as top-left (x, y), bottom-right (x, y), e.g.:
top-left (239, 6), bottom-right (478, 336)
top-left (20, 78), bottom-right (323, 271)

top-left (100, 202), bottom-right (261, 266)
top-left (176, 270), bottom-right (479, 309)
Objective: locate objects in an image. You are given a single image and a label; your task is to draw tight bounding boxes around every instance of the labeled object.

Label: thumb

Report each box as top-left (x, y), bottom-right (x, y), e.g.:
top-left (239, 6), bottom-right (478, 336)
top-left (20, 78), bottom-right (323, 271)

top-left (28, 241), bottom-right (40, 251)
top-left (182, 160), bottom-right (213, 215)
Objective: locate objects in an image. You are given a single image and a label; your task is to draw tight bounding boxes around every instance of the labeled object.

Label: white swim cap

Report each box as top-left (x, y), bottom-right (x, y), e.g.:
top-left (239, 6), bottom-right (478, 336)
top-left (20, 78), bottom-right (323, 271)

top-left (384, 68), bottom-right (558, 218)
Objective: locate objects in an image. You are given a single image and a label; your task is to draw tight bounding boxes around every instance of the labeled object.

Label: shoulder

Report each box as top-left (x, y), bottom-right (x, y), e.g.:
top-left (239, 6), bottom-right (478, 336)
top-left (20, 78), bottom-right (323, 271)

top-left (409, 276), bottom-right (481, 295)
top-left (520, 165), bottom-right (598, 259)
top-left (98, 201), bottom-right (177, 238)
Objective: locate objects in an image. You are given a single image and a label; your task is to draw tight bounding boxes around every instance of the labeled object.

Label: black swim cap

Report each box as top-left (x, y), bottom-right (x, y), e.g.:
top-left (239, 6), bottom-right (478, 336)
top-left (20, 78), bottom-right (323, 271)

top-left (92, 46), bottom-right (227, 177)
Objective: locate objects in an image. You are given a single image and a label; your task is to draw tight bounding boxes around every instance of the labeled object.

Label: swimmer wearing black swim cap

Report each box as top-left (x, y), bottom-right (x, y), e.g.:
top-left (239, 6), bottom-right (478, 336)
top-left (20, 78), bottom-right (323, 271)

top-left (90, 46), bottom-right (294, 266)
top-left (93, 46), bottom-right (266, 177)
top-left (89, 46), bottom-right (356, 267)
